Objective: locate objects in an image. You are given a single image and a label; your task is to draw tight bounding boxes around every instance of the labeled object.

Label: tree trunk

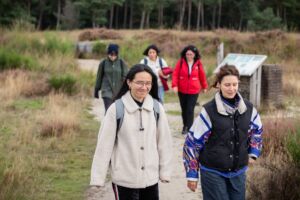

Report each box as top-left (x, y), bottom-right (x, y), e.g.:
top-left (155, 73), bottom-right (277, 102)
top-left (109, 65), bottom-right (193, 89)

top-left (178, 0), bottom-right (187, 29)
top-left (187, 0), bottom-right (192, 30)
top-left (109, 5), bottom-right (114, 29)
top-left (115, 6), bottom-right (119, 29)
top-left (146, 11), bottom-right (150, 28)
top-left (56, 0), bottom-right (61, 30)
top-left (201, 0), bottom-right (204, 30)
top-left (196, 1), bottom-right (201, 31)
top-left (140, 10), bottom-right (146, 29)
top-left (123, 1), bottom-right (128, 28)
top-left (129, 0), bottom-right (133, 28)
top-left (27, 0), bottom-right (32, 17)
top-left (212, 5), bottom-right (216, 30)
top-left (239, 16), bottom-right (243, 31)
top-left (158, 4), bottom-right (164, 28)
top-left (37, 0), bottom-right (45, 30)
top-left (217, 0), bottom-right (222, 28)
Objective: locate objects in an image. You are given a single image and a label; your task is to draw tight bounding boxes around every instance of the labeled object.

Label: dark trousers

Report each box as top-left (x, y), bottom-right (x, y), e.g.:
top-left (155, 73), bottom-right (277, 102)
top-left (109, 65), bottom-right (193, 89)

top-left (200, 170), bottom-right (246, 200)
top-left (102, 97), bottom-right (114, 113)
top-left (112, 183), bottom-right (159, 200)
top-left (178, 92), bottom-right (199, 130)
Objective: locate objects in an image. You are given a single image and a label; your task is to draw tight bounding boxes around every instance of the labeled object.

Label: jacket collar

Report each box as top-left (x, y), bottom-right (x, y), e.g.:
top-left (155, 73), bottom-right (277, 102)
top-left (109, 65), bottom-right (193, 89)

top-left (215, 92), bottom-right (247, 115)
top-left (122, 91), bottom-right (153, 113)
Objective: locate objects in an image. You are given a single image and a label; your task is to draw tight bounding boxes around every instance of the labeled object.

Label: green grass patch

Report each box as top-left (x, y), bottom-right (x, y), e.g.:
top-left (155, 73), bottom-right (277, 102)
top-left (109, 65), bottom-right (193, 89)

top-left (12, 98), bottom-right (44, 110)
top-left (287, 127), bottom-right (300, 167)
top-left (0, 47), bottom-right (37, 70)
top-left (48, 74), bottom-right (77, 95)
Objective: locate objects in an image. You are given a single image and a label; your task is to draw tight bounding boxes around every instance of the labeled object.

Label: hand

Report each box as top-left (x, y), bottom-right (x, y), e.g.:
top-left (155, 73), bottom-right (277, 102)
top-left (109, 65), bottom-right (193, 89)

top-left (187, 181), bottom-right (198, 192)
top-left (159, 70), bottom-right (169, 79)
top-left (248, 157), bottom-right (256, 165)
top-left (202, 89), bottom-right (207, 93)
top-left (173, 87), bottom-right (178, 93)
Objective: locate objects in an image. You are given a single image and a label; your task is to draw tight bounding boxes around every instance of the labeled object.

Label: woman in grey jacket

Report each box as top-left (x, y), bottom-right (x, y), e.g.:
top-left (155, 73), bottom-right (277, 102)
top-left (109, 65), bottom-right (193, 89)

top-left (94, 43), bottom-right (128, 111)
top-left (90, 64), bottom-right (173, 200)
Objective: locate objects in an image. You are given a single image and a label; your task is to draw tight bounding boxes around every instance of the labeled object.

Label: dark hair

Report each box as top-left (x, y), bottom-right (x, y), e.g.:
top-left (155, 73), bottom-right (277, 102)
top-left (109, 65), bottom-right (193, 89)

top-left (114, 64), bottom-right (159, 101)
top-left (180, 45), bottom-right (201, 61)
top-left (143, 44), bottom-right (160, 56)
top-left (212, 64), bottom-right (240, 88)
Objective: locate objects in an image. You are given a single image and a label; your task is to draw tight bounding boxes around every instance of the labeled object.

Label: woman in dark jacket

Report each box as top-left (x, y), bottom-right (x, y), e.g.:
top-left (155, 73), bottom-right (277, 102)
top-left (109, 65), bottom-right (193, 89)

top-left (94, 43), bottom-right (128, 112)
top-left (183, 64), bottom-right (263, 200)
top-left (172, 45), bottom-right (208, 134)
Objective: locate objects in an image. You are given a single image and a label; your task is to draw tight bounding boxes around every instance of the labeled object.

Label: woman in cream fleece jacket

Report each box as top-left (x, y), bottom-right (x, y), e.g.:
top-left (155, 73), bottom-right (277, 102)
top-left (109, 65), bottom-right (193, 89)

top-left (90, 64), bottom-right (173, 200)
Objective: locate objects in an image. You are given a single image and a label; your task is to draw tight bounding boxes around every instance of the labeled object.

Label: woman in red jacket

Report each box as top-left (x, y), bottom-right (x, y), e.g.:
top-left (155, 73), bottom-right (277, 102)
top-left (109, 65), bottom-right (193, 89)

top-left (172, 45), bottom-right (208, 135)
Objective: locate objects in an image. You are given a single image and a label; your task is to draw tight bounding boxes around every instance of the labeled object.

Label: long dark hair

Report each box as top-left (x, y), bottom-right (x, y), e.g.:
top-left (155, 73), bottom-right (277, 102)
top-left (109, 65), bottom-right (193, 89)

top-left (114, 64), bottom-right (159, 101)
top-left (212, 64), bottom-right (240, 88)
top-left (180, 45), bottom-right (201, 62)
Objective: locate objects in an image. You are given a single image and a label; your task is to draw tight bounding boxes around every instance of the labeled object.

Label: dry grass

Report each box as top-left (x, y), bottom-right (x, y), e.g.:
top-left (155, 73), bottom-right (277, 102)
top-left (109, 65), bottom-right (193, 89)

top-left (247, 117), bottom-right (300, 200)
top-left (39, 93), bottom-right (80, 137)
top-left (0, 70), bottom-right (50, 103)
top-left (78, 28), bottom-right (122, 41)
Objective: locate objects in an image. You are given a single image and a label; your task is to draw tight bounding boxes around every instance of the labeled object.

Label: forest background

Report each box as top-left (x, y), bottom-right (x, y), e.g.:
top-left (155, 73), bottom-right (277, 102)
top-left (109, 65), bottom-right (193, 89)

top-left (0, 0), bottom-right (300, 200)
top-left (1, 0), bottom-right (300, 31)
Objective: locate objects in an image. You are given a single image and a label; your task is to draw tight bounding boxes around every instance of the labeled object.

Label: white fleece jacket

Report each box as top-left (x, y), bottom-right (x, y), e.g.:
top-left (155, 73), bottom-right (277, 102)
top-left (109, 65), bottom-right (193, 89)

top-left (90, 91), bottom-right (173, 188)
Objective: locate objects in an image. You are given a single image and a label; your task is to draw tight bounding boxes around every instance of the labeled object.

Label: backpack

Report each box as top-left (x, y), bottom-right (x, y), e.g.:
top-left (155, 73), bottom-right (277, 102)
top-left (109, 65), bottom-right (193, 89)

top-left (143, 57), bottom-right (163, 69)
top-left (115, 98), bottom-right (160, 134)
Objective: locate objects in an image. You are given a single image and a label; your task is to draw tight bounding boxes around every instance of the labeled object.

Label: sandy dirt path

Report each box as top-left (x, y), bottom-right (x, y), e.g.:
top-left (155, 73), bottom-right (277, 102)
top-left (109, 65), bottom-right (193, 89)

top-left (78, 59), bottom-right (203, 200)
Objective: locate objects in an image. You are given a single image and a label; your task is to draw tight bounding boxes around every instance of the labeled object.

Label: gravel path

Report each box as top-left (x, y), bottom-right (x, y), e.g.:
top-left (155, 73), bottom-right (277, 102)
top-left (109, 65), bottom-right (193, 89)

top-left (78, 59), bottom-right (203, 200)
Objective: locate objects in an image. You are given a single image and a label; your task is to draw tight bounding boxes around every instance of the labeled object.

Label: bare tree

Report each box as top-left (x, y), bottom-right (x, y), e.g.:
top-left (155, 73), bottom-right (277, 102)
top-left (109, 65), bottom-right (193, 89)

top-left (158, 3), bottom-right (164, 28)
top-left (217, 0), bottom-right (222, 28)
top-left (178, 0), bottom-right (187, 29)
top-left (196, 0), bottom-right (201, 31)
top-left (37, 0), bottom-right (45, 30)
top-left (109, 5), bottom-right (114, 28)
top-left (129, 0), bottom-right (133, 28)
top-left (123, 0), bottom-right (128, 28)
top-left (56, 0), bottom-right (62, 29)
top-left (140, 10), bottom-right (146, 29)
top-left (187, 0), bottom-right (192, 30)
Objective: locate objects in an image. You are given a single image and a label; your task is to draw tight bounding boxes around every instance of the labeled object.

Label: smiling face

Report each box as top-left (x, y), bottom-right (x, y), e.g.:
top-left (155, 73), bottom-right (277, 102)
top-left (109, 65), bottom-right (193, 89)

top-left (148, 49), bottom-right (158, 61)
top-left (219, 75), bottom-right (239, 99)
top-left (185, 50), bottom-right (195, 62)
top-left (127, 71), bottom-right (152, 102)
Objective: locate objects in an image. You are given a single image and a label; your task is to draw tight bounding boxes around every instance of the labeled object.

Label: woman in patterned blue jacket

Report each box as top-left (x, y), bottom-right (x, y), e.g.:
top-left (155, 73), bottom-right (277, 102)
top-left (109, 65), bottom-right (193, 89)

top-left (183, 64), bottom-right (263, 200)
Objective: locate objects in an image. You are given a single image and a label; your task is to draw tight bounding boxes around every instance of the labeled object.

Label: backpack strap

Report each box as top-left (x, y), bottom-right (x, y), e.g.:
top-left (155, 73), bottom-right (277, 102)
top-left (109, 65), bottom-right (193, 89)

top-left (153, 99), bottom-right (160, 126)
top-left (115, 99), bottom-right (124, 135)
top-left (143, 58), bottom-right (148, 65)
top-left (158, 57), bottom-right (163, 69)
top-left (115, 98), bottom-right (160, 135)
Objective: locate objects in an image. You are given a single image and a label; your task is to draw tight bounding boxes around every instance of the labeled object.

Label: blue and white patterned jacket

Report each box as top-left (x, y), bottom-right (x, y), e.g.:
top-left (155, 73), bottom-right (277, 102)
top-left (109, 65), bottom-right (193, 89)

top-left (183, 92), bottom-right (263, 181)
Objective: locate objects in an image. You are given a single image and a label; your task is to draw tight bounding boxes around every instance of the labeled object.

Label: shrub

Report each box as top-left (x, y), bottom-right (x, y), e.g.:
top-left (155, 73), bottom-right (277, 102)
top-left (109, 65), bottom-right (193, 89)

top-left (92, 41), bottom-right (106, 56)
top-left (44, 33), bottom-right (74, 55)
top-left (247, 117), bottom-right (300, 200)
top-left (48, 74), bottom-right (77, 95)
top-left (0, 48), bottom-right (37, 71)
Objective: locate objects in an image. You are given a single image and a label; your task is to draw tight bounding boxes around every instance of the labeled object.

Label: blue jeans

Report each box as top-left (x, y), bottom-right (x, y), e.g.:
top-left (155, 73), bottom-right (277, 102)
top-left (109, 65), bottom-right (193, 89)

top-left (200, 170), bottom-right (246, 200)
top-left (158, 85), bottom-right (165, 103)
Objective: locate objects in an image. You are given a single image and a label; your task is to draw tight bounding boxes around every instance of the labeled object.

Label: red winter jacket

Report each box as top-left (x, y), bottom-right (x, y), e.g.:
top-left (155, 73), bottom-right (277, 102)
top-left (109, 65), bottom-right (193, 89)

top-left (172, 58), bottom-right (208, 94)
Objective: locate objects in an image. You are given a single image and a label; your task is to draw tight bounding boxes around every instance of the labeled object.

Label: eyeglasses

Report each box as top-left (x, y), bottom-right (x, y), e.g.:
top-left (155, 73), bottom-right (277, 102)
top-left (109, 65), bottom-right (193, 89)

top-left (108, 53), bottom-right (117, 57)
top-left (132, 81), bottom-right (152, 87)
